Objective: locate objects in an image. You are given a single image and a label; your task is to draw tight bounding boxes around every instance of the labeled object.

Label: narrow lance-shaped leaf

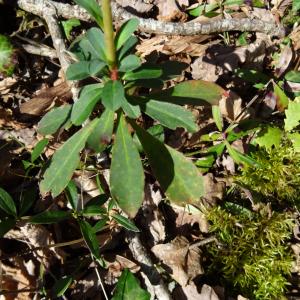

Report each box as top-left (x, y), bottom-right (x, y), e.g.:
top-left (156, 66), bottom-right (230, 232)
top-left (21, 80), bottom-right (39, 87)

top-left (40, 118), bottom-right (100, 197)
top-left (111, 214), bottom-right (140, 232)
top-left (73, 0), bottom-right (103, 28)
top-left (112, 269), bottom-right (150, 300)
top-left (52, 276), bottom-right (73, 297)
top-left (131, 122), bottom-right (204, 205)
top-left (37, 105), bottom-right (72, 135)
top-left (30, 211), bottom-right (71, 224)
top-left (140, 98), bottom-right (198, 133)
top-left (86, 27), bottom-right (106, 61)
top-left (78, 220), bottom-right (100, 259)
top-left (31, 138), bottom-right (49, 162)
top-left (87, 108), bottom-right (114, 153)
top-left (71, 84), bottom-right (102, 125)
top-left (212, 105), bottom-right (223, 131)
top-left (0, 187), bottom-right (17, 217)
top-left (149, 80), bottom-right (225, 106)
top-left (102, 80), bottom-right (126, 111)
top-left (110, 114), bottom-right (144, 218)
top-left (115, 19), bottom-right (139, 50)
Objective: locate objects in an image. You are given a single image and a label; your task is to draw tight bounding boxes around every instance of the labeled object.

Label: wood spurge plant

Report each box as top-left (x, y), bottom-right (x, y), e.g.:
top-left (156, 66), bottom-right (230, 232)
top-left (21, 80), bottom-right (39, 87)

top-left (37, 0), bottom-right (225, 217)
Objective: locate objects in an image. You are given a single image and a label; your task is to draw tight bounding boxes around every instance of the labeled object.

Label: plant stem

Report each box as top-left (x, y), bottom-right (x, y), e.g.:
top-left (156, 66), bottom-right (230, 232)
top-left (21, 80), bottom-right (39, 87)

top-left (102, 0), bottom-right (117, 72)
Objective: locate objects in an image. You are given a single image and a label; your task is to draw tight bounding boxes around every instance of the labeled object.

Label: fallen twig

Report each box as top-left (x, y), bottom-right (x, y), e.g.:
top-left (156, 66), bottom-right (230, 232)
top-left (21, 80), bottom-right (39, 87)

top-left (127, 232), bottom-right (172, 300)
top-left (17, 0), bottom-right (285, 37)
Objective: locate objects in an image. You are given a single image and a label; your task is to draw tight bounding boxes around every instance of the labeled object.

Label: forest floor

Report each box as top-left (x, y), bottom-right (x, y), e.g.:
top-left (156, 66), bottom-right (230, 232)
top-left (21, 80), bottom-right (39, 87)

top-left (1, 0), bottom-right (300, 299)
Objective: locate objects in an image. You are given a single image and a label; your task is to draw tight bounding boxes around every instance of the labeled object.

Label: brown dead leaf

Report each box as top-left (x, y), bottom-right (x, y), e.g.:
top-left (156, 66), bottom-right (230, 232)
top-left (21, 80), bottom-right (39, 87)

top-left (136, 35), bottom-right (209, 57)
top-left (173, 204), bottom-right (209, 233)
top-left (116, 0), bottom-right (153, 13)
top-left (0, 77), bottom-right (16, 94)
top-left (202, 173), bottom-right (226, 206)
top-left (290, 25), bottom-right (300, 50)
top-left (1, 262), bottom-right (34, 300)
top-left (275, 44), bottom-right (293, 77)
top-left (157, 0), bottom-right (187, 21)
top-left (20, 81), bottom-right (71, 116)
top-left (191, 38), bottom-right (267, 81)
top-left (151, 236), bottom-right (203, 285)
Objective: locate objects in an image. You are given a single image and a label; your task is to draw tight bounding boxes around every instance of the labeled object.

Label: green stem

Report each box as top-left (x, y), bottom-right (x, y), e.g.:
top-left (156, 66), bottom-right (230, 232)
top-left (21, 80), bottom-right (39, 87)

top-left (102, 0), bottom-right (117, 71)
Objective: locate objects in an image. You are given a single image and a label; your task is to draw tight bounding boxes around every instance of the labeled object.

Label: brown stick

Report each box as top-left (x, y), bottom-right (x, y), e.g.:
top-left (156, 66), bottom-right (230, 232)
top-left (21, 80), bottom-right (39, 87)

top-left (17, 0), bottom-right (285, 37)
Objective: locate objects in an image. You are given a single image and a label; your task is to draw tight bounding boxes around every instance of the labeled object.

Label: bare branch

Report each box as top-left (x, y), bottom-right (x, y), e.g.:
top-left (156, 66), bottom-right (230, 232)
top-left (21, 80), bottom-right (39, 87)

top-left (17, 0), bottom-right (285, 37)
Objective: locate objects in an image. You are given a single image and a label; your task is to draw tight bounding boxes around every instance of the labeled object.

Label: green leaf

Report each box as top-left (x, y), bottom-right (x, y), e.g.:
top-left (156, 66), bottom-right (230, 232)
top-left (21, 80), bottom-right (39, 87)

top-left (284, 101), bottom-right (300, 131)
top-left (132, 122), bottom-right (204, 205)
top-left (66, 61), bottom-right (90, 80)
top-left (30, 211), bottom-right (71, 224)
top-left (235, 68), bottom-right (270, 86)
top-left (141, 99), bottom-right (198, 133)
top-left (102, 80), bottom-right (126, 111)
top-left (212, 105), bottom-right (223, 131)
top-left (40, 119), bottom-right (100, 197)
top-left (287, 132), bottom-right (300, 152)
top-left (117, 36), bottom-right (138, 60)
top-left (73, 0), bottom-right (103, 28)
top-left (31, 138), bottom-right (49, 162)
top-left (66, 60), bottom-right (106, 80)
top-left (61, 18), bottom-right (81, 40)
top-left (293, 0), bottom-right (300, 11)
top-left (0, 187), bottom-right (16, 217)
top-left (81, 205), bottom-right (106, 216)
top-left (86, 27), bottom-right (106, 61)
top-left (0, 34), bottom-right (15, 77)
top-left (111, 214), bottom-right (140, 232)
top-left (121, 100), bottom-right (141, 119)
top-left (52, 276), bottom-right (73, 297)
top-left (65, 180), bottom-right (79, 211)
top-left (19, 187), bottom-right (36, 216)
top-left (225, 142), bottom-right (258, 166)
top-left (78, 220), bottom-right (100, 259)
top-left (119, 55), bottom-right (141, 72)
top-left (285, 70), bottom-right (300, 83)
top-left (123, 67), bottom-right (163, 81)
top-left (37, 105), bottom-right (72, 135)
top-left (112, 269), bottom-right (150, 300)
top-left (71, 84), bottom-right (102, 125)
top-left (93, 217), bottom-right (108, 232)
top-left (149, 80), bottom-right (225, 106)
top-left (0, 218), bottom-right (16, 237)
top-left (255, 126), bottom-right (282, 149)
top-left (110, 115), bottom-right (144, 218)
top-left (273, 82), bottom-right (289, 112)
top-left (115, 19), bottom-right (139, 50)
top-left (87, 108), bottom-right (114, 152)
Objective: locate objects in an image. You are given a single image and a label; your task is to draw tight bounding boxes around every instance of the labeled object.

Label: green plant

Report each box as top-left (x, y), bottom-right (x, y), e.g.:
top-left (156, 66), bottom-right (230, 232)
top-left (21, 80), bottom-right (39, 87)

top-left (0, 34), bottom-right (15, 77)
top-left (206, 203), bottom-right (293, 299)
top-left (193, 105), bottom-right (258, 172)
top-left (237, 97), bottom-right (300, 206)
top-left (37, 0), bottom-right (226, 217)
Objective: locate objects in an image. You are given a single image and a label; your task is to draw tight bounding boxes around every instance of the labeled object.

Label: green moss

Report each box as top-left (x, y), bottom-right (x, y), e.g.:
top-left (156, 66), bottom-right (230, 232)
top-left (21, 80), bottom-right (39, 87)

top-left (206, 205), bottom-right (293, 299)
top-left (236, 142), bottom-right (300, 206)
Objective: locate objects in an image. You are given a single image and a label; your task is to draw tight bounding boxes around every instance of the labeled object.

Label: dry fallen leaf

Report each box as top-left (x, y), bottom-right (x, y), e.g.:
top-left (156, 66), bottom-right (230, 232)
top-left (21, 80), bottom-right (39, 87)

top-left (20, 81), bottom-right (71, 116)
top-left (136, 35), bottom-right (209, 57)
top-left (275, 44), bottom-right (293, 77)
top-left (116, 0), bottom-right (153, 13)
top-left (152, 236), bottom-right (203, 286)
top-left (157, 0), bottom-right (187, 21)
